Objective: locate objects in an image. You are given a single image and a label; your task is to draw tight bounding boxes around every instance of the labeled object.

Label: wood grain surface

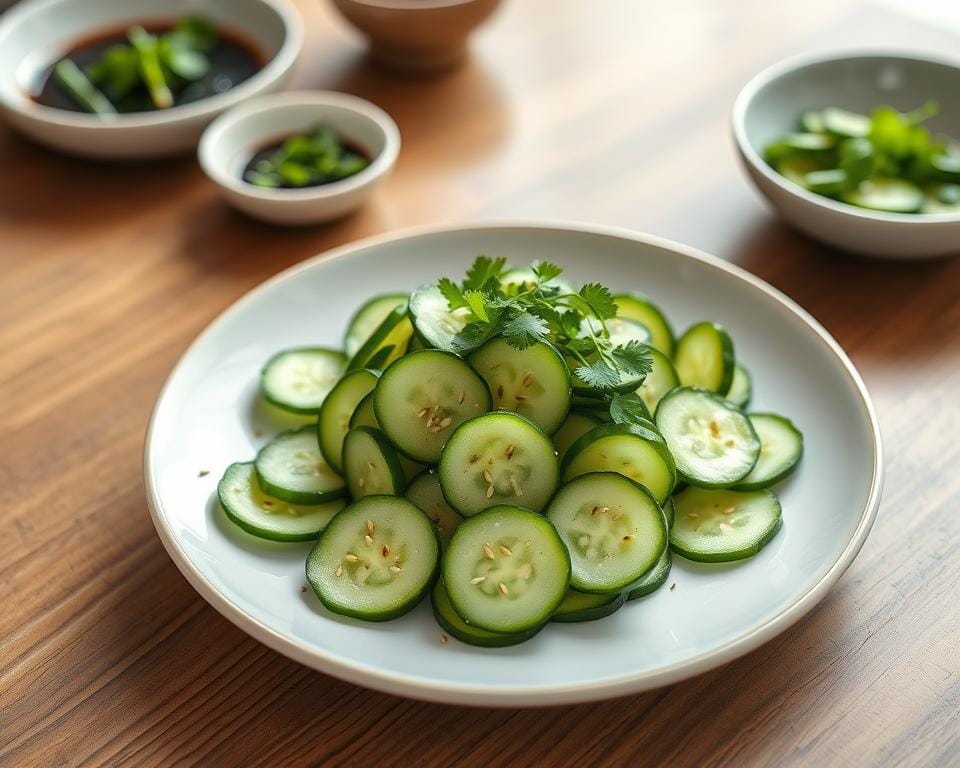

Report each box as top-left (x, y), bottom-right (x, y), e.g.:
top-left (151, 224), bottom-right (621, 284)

top-left (2, 1), bottom-right (960, 765)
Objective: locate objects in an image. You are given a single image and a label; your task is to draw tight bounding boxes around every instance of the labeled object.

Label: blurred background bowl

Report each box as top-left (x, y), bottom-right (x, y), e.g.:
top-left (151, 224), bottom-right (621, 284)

top-left (732, 50), bottom-right (960, 259)
top-left (0, 0), bottom-right (302, 158)
top-left (330, 0), bottom-right (501, 74)
top-left (198, 90), bottom-right (400, 225)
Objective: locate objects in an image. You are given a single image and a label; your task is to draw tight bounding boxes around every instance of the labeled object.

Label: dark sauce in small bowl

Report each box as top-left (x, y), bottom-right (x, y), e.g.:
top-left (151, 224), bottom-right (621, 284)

top-left (242, 132), bottom-right (374, 190)
top-left (31, 21), bottom-right (265, 114)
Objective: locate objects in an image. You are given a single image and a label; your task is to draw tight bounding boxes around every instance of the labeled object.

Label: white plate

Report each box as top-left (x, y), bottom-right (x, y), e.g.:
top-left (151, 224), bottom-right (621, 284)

top-left (145, 222), bottom-right (882, 706)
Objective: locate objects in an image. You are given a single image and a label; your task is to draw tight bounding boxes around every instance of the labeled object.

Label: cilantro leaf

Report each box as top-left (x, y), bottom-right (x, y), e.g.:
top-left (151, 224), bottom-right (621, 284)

top-left (610, 340), bottom-right (653, 378)
top-left (609, 392), bottom-right (651, 426)
top-left (464, 255), bottom-right (507, 290)
top-left (502, 311), bottom-right (550, 349)
top-left (437, 277), bottom-right (467, 310)
top-left (464, 290), bottom-right (489, 322)
top-left (578, 283), bottom-right (617, 320)
top-left (532, 260), bottom-right (563, 285)
top-left (575, 358), bottom-right (620, 389)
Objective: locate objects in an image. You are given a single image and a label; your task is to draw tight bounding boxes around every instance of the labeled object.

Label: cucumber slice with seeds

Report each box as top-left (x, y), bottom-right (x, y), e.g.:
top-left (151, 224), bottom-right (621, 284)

top-left (306, 496), bottom-right (439, 621)
top-left (342, 427), bottom-right (406, 498)
top-left (405, 470), bottom-right (463, 547)
top-left (443, 505), bottom-right (570, 633)
top-left (375, 349), bottom-right (491, 464)
top-left (468, 338), bottom-right (570, 435)
top-left (318, 369), bottom-right (379, 473)
top-left (255, 426), bottom-right (347, 504)
top-left (408, 283), bottom-right (470, 352)
top-left (733, 413), bottom-right (803, 490)
top-left (219, 462), bottom-right (345, 541)
top-left (438, 412), bottom-right (559, 516)
top-left (347, 303), bottom-right (413, 371)
top-left (344, 294), bottom-right (407, 359)
top-left (261, 347), bottom-right (346, 414)
top-left (613, 293), bottom-right (675, 357)
top-left (656, 387), bottom-right (760, 487)
top-left (546, 472), bottom-right (667, 593)
top-left (627, 546), bottom-right (672, 600)
top-left (670, 487), bottom-right (782, 563)
top-left (725, 364), bottom-right (752, 409)
top-left (636, 347), bottom-right (679, 414)
top-left (841, 178), bottom-right (924, 213)
top-left (552, 589), bottom-right (626, 623)
top-left (673, 322), bottom-right (735, 394)
top-left (552, 410), bottom-right (604, 463)
top-left (561, 423), bottom-right (676, 503)
top-left (431, 580), bottom-right (543, 647)
top-left (350, 391), bottom-right (426, 481)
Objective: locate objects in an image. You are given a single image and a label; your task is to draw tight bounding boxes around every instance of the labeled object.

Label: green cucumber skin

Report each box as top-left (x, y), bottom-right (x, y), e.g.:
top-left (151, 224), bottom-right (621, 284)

top-left (613, 292), bottom-right (676, 357)
top-left (347, 304), bottom-right (410, 372)
top-left (732, 413), bottom-right (804, 491)
top-left (260, 347), bottom-right (346, 415)
top-left (317, 368), bottom-right (380, 474)
top-left (627, 546), bottom-right (672, 600)
top-left (670, 515), bottom-right (783, 564)
top-left (674, 322), bottom-right (735, 395)
top-left (343, 426), bottom-right (408, 497)
top-left (343, 294), bottom-right (407, 357)
top-left (430, 581), bottom-right (544, 647)
top-left (254, 430), bottom-right (348, 505)
top-left (551, 590), bottom-right (627, 623)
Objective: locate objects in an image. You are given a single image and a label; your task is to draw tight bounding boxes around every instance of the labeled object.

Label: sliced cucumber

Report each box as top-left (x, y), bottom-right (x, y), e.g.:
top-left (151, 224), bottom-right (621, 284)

top-left (626, 546), bottom-right (672, 600)
top-left (405, 470), bottom-right (463, 547)
top-left (443, 505), bottom-right (570, 633)
top-left (821, 107), bottom-right (870, 138)
top-left (582, 316), bottom-right (651, 347)
top-left (342, 427), bottom-right (406, 499)
top-left (734, 413), bottom-right (803, 490)
top-left (804, 168), bottom-right (848, 196)
top-left (374, 350), bottom-right (491, 464)
top-left (349, 392), bottom-right (425, 480)
top-left (841, 178), bottom-right (924, 213)
top-left (776, 155), bottom-right (829, 188)
top-left (552, 410), bottom-right (603, 463)
top-left (218, 462), bottom-right (344, 541)
top-left (725, 363), bottom-right (752, 409)
top-left (306, 496), bottom-right (439, 621)
top-left (546, 472), bottom-right (667, 593)
top-left (562, 423), bottom-right (676, 504)
top-left (613, 293), bottom-right (675, 357)
top-left (261, 347), bottom-right (346, 414)
top-left (663, 495), bottom-right (676, 529)
top-left (655, 387), bottom-right (760, 487)
top-left (670, 487), bottom-right (782, 563)
top-left (431, 580), bottom-right (543, 647)
top-left (552, 589), bottom-right (626, 623)
top-left (500, 267), bottom-right (574, 295)
top-left (636, 347), bottom-right (679, 414)
top-left (800, 110), bottom-right (824, 133)
top-left (254, 426), bottom-right (347, 504)
top-left (765, 132), bottom-right (835, 165)
top-left (673, 322), bottom-right (735, 393)
top-left (468, 338), bottom-right (571, 435)
top-left (931, 152), bottom-right (960, 183)
top-left (344, 294), bottom-right (407, 359)
top-left (921, 182), bottom-right (960, 214)
top-left (317, 369), bottom-right (379, 473)
top-left (408, 283), bottom-right (470, 352)
top-left (438, 412), bottom-right (559, 516)
top-left (347, 303), bottom-right (413, 371)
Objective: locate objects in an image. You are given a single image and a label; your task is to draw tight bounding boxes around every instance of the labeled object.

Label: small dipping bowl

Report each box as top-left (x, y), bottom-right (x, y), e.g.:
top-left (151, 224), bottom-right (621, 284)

top-left (198, 90), bottom-right (400, 225)
top-left (733, 50), bottom-right (960, 259)
top-left (0, 0), bottom-right (302, 159)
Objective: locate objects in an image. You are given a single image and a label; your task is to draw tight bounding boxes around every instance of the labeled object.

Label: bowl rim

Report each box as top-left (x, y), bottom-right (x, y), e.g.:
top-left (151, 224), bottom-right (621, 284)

top-left (143, 219), bottom-right (884, 706)
top-left (732, 48), bottom-right (960, 225)
top-left (197, 90), bottom-right (401, 202)
top-left (0, 0), bottom-right (303, 130)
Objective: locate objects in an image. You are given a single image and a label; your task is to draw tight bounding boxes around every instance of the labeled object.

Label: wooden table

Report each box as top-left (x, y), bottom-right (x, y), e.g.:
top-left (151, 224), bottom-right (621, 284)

top-left (3, 1), bottom-right (959, 765)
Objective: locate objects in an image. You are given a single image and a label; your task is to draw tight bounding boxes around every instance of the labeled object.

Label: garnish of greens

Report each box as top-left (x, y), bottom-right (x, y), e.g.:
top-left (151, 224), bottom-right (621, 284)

top-left (764, 100), bottom-right (960, 214)
top-left (438, 257), bottom-right (653, 416)
top-left (52, 16), bottom-right (218, 115)
top-left (244, 126), bottom-right (371, 189)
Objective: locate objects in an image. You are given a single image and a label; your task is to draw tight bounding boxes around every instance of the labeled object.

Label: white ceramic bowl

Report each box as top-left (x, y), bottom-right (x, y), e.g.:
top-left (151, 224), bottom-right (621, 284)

top-left (144, 221), bottom-right (882, 706)
top-left (0, 0), bottom-right (302, 158)
top-left (733, 50), bottom-right (960, 259)
top-left (198, 91), bottom-right (400, 225)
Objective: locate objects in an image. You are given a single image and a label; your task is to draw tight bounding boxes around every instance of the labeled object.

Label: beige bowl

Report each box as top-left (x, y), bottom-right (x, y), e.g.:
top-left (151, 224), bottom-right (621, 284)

top-left (330, 0), bottom-right (501, 73)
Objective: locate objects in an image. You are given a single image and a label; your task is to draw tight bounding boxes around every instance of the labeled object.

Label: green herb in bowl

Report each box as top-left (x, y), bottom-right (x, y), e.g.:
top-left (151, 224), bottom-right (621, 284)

top-left (764, 100), bottom-right (960, 214)
top-left (243, 125), bottom-right (372, 189)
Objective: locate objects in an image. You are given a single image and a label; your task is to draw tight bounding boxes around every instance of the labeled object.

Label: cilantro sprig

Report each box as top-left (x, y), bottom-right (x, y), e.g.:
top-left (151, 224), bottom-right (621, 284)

top-left (438, 257), bottom-right (652, 394)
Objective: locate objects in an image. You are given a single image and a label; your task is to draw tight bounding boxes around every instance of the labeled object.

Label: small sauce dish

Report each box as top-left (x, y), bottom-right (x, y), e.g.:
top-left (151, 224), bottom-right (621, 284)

top-left (198, 90), bottom-right (400, 225)
top-left (733, 50), bottom-right (960, 259)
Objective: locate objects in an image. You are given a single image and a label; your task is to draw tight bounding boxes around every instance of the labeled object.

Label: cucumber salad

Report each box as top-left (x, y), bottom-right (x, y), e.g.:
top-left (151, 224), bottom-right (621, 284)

top-left (217, 257), bottom-right (803, 647)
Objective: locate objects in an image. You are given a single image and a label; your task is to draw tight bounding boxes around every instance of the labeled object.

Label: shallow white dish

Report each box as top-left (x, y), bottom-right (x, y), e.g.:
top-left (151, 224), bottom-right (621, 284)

top-left (733, 50), bottom-right (960, 259)
top-left (198, 91), bottom-right (400, 225)
top-left (144, 222), bottom-right (882, 706)
top-left (0, 0), bottom-right (302, 158)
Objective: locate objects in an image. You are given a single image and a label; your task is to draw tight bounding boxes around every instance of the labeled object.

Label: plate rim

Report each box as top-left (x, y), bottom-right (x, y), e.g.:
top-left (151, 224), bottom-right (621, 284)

top-left (143, 219), bottom-right (883, 706)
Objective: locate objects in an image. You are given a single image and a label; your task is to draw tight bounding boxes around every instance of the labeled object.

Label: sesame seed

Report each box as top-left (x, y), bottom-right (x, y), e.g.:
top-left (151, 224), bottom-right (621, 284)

top-left (498, 582), bottom-right (509, 595)
top-left (591, 506), bottom-right (599, 515)
top-left (344, 553), bottom-right (359, 562)
top-left (368, 461), bottom-right (376, 470)
top-left (522, 373), bottom-right (533, 387)
top-left (497, 385), bottom-right (505, 399)
top-left (687, 512), bottom-right (699, 519)
top-left (470, 576), bottom-right (486, 584)
top-left (723, 506), bottom-right (736, 515)
top-left (623, 535), bottom-right (633, 541)
top-left (457, 390), bottom-right (465, 404)
top-left (357, 477), bottom-right (365, 488)
top-left (670, 582), bottom-right (677, 591)
top-left (335, 566), bottom-right (343, 577)
top-left (505, 444), bottom-right (515, 459)
top-left (515, 394), bottom-right (528, 401)
top-left (366, 519), bottom-right (375, 534)
top-left (418, 406), bottom-right (430, 418)
top-left (197, 470), bottom-right (210, 478)
top-left (300, 585), bottom-right (307, 592)
top-left (499, 544), bottom-right (512, 556)
top-left (364, 535), bottom-right (373, 545)
top-left (485, 484), bottom-right (495, 498)
top-left (709, 420), bottom-right (720, 438)
top-left (439, 633), bottom-right (449, 644)
top-left (483, 544), bottom-right (496, 559)
top-left (439, 417), bottom-right (453, 429)
top-left (390, 565), bottom-right (402, 573)
top-left (382, 545), bottom-right (390, 557)
top-left (263, 500), bottom-right (275, 507)
top-left (510, 477), bottom-right (524, 497)
top-left (483, 470), bottom-right (494, 483)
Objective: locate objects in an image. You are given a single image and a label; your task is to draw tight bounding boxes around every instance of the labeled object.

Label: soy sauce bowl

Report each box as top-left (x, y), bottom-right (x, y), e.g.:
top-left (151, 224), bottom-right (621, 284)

top-left (198, 91), bottom-right (401, 225)
top-left (0, 0), bottom-right (302, 159)
top-left (732, 50), bottom-right (960, 259)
